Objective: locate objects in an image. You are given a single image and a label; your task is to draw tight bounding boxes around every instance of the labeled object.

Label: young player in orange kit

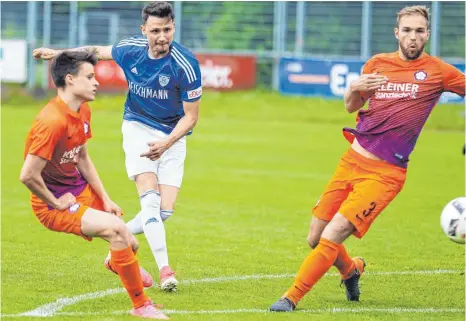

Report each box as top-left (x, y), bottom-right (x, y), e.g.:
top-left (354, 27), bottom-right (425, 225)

top-left (20, 50), bottom-right (169, 319)
top-left (270, 5), bottom-right (465, 312)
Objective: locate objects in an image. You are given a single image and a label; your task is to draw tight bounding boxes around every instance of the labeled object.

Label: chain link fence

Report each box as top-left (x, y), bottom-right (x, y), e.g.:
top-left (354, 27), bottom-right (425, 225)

top-left (2, 1), bottom-right (465, 88)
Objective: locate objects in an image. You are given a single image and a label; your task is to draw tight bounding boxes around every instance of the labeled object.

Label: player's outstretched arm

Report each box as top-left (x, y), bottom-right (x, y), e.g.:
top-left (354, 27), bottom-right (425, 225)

top-left (344, 73), bottom-right (387, 113)
top-left (20, 154), bottom-right (76, 210)
top-left (76, 145), bottom-right (122, 216)
top-left (32, 45), bottom-right (113, 61)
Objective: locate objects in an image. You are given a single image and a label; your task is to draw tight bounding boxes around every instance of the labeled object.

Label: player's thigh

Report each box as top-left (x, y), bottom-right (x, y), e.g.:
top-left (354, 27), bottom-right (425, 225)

top-left (307, 216), bottom-right (330, 248)
top-left (158, 135), bottom-right (186, 189)
top-left (159, 184), bottom-right (180, 211)
top-left (339, 177), bottom-right (404, 238)
top-left (81, 208), bottom-right (129, 242)
top-left (312, 159), bottom-right (352, 222)
top-left (121, 120), bottom-right (160, 180)
top-left (134, 172), bottom-right (159, 196)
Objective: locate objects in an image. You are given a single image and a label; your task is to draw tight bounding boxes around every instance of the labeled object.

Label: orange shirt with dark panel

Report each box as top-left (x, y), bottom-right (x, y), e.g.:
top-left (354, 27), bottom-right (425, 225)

top-left (24, 96), bottom-right (92, 212)
top-left (343, 52), bottom-right (465, 168)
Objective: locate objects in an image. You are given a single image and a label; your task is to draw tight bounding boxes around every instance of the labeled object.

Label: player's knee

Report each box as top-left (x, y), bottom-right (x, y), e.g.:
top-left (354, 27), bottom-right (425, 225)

top-left (108, 221), bottom-right (130, 244)
top-left (160, 209), bottom-right (174, 222)
top-left (321, 214), bottom-right (355, 242)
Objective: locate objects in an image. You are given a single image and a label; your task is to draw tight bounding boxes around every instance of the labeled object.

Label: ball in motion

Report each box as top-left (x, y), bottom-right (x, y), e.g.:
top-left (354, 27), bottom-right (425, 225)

top-left (440, 197), bottom-right (466, 244)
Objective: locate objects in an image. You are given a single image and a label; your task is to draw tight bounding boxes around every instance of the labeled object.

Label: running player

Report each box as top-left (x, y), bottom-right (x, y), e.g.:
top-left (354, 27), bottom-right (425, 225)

top-left (270, 5), bottom-right (465, 312)
top-left (32, 1), bottom-right (202, 292)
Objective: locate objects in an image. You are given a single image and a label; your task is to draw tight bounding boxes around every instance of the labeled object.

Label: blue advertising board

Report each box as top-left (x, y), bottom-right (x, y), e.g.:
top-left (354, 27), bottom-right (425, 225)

top-left (279, 57), bottom-right (464, 104)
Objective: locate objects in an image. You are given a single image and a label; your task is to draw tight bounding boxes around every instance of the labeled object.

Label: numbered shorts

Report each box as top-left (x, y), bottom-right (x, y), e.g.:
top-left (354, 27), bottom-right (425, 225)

top-left (312, 148), bottom-right (407, 238)
top-left (32, 185), bottom-right (104, 241)
top-left (122, 120), bottom-right (187, 188)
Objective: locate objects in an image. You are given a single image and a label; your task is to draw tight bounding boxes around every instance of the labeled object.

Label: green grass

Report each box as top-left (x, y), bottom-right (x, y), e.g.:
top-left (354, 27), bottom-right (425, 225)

top-left (1, 91), bottom-right (465, 321)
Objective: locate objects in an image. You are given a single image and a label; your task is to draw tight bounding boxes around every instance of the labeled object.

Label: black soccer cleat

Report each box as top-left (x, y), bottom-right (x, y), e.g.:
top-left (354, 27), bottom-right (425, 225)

top-left (341, 257), bottom-right (366, 301)
top-left (269, 297), bottom-right (296, 312)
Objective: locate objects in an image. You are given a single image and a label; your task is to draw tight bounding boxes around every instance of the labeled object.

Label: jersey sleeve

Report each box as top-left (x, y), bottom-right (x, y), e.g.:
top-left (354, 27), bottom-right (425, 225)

top-left (27, 118), bottom-right (65, 161)
top-left (111, 40), bottom-right (130, 67)
top-left (179, 60), bottom-right (202, 102)
top-left (441, 62), bottom-right (465, 97)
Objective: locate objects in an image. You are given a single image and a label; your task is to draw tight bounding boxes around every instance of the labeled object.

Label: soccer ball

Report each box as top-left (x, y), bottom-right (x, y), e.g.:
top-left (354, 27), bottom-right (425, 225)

top-left (440, 197), bottom-right (466, 244)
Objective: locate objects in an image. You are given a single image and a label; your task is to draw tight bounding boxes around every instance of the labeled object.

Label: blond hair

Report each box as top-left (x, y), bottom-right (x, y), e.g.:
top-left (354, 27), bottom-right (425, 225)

top-left (396, 5), bottom-right (430, 28)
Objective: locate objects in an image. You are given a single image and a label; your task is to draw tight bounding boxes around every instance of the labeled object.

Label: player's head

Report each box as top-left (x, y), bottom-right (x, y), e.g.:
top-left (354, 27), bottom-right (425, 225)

top-left (141, 2), bottom-right (175, 57)
top-left (51, 50), bottom-right (99, 101)
top-left (394, 5), bottom-right (430, 61)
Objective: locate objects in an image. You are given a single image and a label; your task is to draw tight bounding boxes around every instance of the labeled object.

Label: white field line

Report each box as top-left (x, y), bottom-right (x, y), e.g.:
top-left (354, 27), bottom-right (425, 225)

top-left (3, 308), bottom-right (464, 318)
top-left (1, 269), bottom-right (463, 318)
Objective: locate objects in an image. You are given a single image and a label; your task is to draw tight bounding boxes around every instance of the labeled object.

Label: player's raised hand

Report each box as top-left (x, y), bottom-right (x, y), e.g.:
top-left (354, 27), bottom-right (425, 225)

top-left (140, 141), bottom-right (170, 161)
top-left (103, 198), bottom-right (123, 217)
top-left (54, 193), bottom-right (77, 210)
top-left (351, 73), bottom-right (388, 92)
top-left (32, 47), bottom-right (59, 60)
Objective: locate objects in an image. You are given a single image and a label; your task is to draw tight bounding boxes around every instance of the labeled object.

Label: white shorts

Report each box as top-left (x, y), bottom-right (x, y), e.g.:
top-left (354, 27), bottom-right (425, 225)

top-left (121, 120), bottom-right (186, 188)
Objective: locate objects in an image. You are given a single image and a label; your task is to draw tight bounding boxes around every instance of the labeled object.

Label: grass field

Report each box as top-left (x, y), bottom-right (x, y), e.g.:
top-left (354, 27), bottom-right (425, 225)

top-left (1, 90), bottom-right (465, 321)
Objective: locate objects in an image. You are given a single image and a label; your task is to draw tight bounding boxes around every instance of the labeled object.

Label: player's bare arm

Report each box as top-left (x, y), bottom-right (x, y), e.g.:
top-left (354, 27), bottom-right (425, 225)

top-left (141, 100), bottom-right (200, 161)
top-left (344, 73), bottom-right (388, 113)
top-left (33, 45), bottom-right (113, 61)
top-left (20, 154), bottom-right (76, 210)
top-left (76, 144), bottom-right (122, 216)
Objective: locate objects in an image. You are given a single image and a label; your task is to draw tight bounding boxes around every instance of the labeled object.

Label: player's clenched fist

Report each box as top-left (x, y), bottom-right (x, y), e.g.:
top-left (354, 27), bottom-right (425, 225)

top-left (33, 47), bottom-right (59, 60)
top-left (350, 73), bottom-right (388, 92)
top-left (54, 193), bottom-right (77, 211)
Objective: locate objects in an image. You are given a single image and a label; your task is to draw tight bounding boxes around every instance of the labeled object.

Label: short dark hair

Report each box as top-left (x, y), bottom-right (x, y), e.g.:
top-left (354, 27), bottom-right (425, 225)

top-left (142, 2), bottom-right (175, 24)
top-left (51, 50), bottom-right (98, 88)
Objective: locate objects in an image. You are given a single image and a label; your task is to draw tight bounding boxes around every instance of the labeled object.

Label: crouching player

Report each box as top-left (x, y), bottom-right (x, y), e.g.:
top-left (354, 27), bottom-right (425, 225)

top-left (20, 50), bottom-right (169, 320)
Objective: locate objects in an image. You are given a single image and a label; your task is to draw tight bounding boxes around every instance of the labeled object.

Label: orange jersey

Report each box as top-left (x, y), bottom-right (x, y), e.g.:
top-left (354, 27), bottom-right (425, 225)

top-left (24, 96), bottom-right (92, 211)
top-left (343, 52), bottom-right (465, 168)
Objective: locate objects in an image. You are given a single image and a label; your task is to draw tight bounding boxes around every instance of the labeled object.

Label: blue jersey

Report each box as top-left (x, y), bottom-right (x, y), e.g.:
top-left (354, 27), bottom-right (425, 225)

top-left (112, 36), bottom-right (202, 134)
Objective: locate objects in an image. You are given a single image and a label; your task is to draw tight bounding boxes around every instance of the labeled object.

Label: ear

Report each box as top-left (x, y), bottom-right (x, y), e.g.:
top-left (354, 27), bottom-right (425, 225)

top-left (394, 27), bottom-right (399, 40)
top-left (65, 74), bottom-right (74, 87)
top-left (140, 24), bottom-right (146, 36)
top-left (426, 29), bottom-right (430, 41)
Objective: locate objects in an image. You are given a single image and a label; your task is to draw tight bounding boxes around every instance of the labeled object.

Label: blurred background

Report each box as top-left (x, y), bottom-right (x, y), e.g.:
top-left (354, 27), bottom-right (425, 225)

top-left (1, 1), bottom-right (465, 102)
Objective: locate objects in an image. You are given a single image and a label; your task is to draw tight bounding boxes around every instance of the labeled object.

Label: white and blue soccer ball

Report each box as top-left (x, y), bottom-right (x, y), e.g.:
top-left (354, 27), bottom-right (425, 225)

top-left (440, 197), bottom-right (466, 244)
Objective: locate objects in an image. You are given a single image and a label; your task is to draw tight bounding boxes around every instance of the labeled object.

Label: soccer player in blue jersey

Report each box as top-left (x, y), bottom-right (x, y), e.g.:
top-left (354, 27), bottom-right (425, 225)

top-left (33, 1), bottom-right (202, 292)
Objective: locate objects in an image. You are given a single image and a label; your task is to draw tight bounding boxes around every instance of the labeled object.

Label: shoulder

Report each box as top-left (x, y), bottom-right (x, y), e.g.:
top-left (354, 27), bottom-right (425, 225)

top-left (34, 100), bottom-right (66, 132)
top-left (425, 55), bottom-right (451, 70)
top-left (114, 36), bottom-right (148, 54)
top-left (170, 41), bottom-right (199, 67)
top-left (367, 52), bottom-right (396, 65)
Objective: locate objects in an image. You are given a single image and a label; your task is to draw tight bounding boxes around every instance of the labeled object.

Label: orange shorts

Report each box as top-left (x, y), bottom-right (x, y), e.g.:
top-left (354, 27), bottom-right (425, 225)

top-left (32, 185), bottom-right (105, 241)
top-left (312, 148), bottom-right (407, 238)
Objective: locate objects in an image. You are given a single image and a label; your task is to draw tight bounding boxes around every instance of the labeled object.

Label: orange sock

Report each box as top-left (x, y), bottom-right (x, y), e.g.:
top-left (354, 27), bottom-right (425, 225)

top-left (285, 238), bottom-right (339, 305)
top-left (110, 246), bottom-right (149, 308)
top-left (334, 244), bottom-right (355, 280)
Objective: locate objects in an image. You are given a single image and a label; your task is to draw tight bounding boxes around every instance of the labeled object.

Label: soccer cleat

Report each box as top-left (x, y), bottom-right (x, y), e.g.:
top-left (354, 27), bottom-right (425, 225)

top-left (159, 266), bottom-right (178, 292)
top-left (131, 301), bottom-right (169, 320)
top-left (341, 256), bottom-right (366, 301)
top-left (104, 257), bottom-right (153, 288)
top-left (269, 297), bottom-right (296, 312)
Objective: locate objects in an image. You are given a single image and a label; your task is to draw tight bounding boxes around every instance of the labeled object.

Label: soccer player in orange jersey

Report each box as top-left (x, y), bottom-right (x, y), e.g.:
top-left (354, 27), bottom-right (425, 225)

top-left (20, 51), bottom-right (169, 320)
top-left (270, 5), bottom-right (465, 312)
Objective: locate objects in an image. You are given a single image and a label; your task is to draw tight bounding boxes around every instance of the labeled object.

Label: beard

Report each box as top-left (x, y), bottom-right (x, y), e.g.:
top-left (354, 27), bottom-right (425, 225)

top-left (399, 42), bottom-right (425, 60)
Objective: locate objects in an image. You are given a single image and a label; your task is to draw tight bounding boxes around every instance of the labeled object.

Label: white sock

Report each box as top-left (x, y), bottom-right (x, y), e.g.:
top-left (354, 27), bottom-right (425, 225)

top-left (139, 190), bottom-right (169, 270)
top-left (126, 215), bottom-right (144, 235)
